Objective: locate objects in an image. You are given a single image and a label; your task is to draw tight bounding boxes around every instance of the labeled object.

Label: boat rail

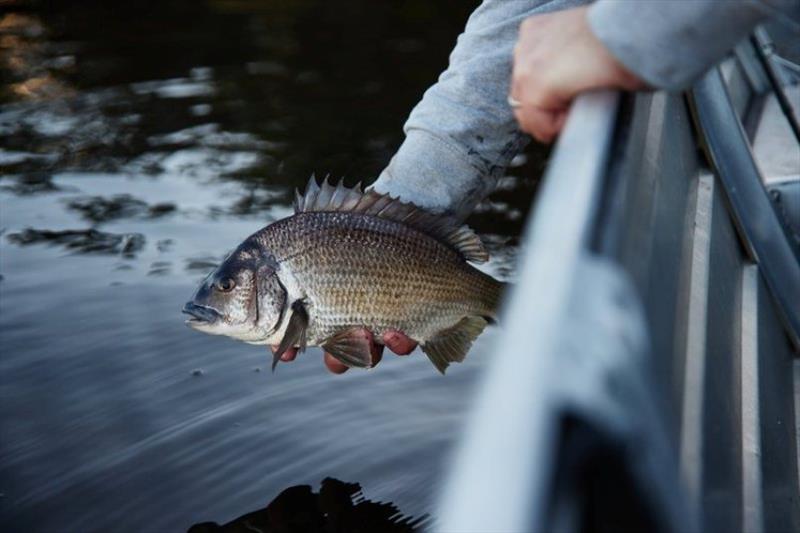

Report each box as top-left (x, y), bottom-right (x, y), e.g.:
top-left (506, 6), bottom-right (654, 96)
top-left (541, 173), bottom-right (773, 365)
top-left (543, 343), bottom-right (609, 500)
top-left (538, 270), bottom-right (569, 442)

top-left (436, 28), bottom-right (800, 533)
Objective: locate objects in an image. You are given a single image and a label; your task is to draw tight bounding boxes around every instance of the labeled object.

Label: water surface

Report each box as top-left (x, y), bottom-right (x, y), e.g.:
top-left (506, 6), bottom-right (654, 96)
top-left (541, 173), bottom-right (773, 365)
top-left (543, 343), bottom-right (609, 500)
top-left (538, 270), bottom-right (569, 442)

top-left (0, 2), bottom-right (545, 530)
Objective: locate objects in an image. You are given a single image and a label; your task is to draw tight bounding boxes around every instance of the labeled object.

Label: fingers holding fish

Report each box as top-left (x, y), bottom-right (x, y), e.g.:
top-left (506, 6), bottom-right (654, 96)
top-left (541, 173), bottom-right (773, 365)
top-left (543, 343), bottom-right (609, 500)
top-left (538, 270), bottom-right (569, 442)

top-left (276, 346), bottom-right (352, 372)
top-left (324, 352), bottom-right (350, 374)
top-left (271, 345), bottom-right (298, 362)
top-left (382, 329), bottom-right (417, 355)
top-left (320, 328), bottom-right (416, 374)
top-left (275, 327), bottom-right (388, 373)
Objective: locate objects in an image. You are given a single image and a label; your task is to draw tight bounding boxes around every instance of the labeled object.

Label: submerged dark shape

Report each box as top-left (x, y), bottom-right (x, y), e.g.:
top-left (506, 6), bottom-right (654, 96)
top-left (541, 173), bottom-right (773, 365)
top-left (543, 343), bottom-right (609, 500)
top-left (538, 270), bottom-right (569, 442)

top-left (0, 173), bottom-right (63, 195)
top-left (67, 193), bottom-right (176, 223)
top-left (184, 177), bottom-right (505, 374)
top-left (7, 227), bottom-right (145, 256)
top-left (188, 477), bottom-right (428, 533)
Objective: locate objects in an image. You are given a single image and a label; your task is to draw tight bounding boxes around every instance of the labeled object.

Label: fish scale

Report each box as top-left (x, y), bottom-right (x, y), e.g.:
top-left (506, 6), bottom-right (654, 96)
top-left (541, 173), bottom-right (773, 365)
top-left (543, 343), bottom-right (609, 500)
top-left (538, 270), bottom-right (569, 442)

top-left (257, 211), bottom-right (499, 345)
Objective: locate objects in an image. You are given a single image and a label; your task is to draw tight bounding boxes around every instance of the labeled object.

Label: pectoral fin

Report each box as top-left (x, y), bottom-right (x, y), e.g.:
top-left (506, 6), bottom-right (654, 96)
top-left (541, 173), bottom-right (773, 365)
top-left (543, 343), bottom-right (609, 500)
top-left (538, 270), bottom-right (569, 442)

top-left (422, 316), bottom-right (488, 375)
top-left (272, 300), bottom-right (309, 372)
top-left (322, 327), bottom-right (374, 369)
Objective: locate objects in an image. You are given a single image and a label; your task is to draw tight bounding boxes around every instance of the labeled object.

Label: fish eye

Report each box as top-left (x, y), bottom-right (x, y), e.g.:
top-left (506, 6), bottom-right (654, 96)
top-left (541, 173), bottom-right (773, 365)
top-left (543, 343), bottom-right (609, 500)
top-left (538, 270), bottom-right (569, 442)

top-left (216, 278), bottom-right (236, 292)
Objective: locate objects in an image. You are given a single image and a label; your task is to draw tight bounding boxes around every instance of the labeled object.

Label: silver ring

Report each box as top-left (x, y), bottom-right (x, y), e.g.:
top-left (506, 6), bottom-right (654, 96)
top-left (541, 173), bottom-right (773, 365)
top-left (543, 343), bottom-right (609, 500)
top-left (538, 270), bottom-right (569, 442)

top-left (507, 95), bottom-right (522, 109)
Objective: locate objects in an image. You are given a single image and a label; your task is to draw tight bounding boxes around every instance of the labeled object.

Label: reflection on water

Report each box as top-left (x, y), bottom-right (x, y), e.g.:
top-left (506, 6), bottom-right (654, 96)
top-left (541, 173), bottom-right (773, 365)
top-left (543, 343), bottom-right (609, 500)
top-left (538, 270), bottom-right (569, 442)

top-left (189, 477), bottom-right (427, 533)
top-left (7, 227), bottom-right (146, 256)
top-left (0, 1), bottom-right (545, 531)
top-left (66, 194), bottom-right (177, 223)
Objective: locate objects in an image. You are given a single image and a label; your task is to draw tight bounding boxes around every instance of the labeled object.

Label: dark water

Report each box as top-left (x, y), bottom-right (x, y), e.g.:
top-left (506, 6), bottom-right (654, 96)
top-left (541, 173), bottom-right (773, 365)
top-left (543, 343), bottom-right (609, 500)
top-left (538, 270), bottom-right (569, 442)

top-left (0, 2), bottom-right (545, 531)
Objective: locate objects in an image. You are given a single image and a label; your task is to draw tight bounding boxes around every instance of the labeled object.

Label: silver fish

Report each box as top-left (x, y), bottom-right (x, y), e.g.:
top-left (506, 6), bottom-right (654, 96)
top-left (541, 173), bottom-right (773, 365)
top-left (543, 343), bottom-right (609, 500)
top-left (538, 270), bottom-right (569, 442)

top-left (183, 178), bottom-right (504, 373)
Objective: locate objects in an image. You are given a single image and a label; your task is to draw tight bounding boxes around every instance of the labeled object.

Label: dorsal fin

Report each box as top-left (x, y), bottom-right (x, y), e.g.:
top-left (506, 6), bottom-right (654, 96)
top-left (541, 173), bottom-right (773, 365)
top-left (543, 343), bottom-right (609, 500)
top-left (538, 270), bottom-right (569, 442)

top-left (294, 176), bottom-right (489, 263)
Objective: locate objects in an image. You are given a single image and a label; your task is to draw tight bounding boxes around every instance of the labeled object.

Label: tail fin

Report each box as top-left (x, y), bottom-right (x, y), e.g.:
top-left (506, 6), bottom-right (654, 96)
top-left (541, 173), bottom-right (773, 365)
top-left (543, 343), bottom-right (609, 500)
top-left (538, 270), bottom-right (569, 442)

top-left (480, 277), bottom-right (508, 324)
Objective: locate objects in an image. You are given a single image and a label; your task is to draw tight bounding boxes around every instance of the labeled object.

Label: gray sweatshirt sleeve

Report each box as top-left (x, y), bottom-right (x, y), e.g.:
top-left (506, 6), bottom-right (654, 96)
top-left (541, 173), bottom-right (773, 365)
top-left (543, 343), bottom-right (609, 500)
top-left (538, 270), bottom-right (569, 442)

top-left (372, 0), bottom-right (588, 219)
top-left (375, 0), bottom-right (797, 217)
top-left (588, 0), bottom-right (800, 90)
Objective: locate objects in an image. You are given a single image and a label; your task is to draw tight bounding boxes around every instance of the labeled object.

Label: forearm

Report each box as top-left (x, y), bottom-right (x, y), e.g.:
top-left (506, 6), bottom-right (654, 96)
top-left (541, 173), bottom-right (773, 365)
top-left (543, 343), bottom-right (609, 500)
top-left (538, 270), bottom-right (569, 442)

top-left (588, 0), bottom-right (800, 90)
top-left (373, 0), bottom-right (588, 219)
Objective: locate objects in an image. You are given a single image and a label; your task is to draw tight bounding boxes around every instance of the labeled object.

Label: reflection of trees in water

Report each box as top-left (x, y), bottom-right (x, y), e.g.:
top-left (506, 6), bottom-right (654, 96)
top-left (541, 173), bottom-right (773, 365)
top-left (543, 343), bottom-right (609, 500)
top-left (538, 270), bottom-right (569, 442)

top-left (2, 1), bottom-right (475, 180)
top-left (1, 1), bottom-right (538, 234)
top-left (0, 12), bottom-right (75, 101)
top-left (66, 194), bottom-right (176, 223)
top-left (189, 477), bottom-right (428, 533)
top-left (1, 1), bottom-right (473, 213)
top-left (7, 228), bottom-right (146, 256)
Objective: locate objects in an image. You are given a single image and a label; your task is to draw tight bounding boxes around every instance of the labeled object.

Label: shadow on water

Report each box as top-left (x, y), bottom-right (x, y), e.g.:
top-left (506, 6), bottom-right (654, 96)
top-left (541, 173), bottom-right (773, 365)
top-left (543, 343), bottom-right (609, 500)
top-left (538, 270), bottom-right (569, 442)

top-left (7, 227), bottom-right (146, 256)
top-left (188, 478), bottom-right (428, 533)
top-left (0, 1), bottom-right (547, 531)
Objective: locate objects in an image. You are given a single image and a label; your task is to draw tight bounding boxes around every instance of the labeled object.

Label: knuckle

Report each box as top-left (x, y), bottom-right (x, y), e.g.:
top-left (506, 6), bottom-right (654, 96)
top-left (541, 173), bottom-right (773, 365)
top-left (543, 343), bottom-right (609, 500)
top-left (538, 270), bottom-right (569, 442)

top-left (520, 17), bottom-right (535, 32)
top-left (524, 84), bottom-right (550, 108)
top-left (513, 68), bottom-right (534, 91)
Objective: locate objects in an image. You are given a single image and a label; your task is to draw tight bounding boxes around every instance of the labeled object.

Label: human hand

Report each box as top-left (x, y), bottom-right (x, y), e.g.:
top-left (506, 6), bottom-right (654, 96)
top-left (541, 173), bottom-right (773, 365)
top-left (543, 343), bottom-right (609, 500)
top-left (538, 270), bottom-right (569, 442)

top-left (510, 6), bottom-right (646, 143)
top-left (273, 328), bottom-right (418, 374)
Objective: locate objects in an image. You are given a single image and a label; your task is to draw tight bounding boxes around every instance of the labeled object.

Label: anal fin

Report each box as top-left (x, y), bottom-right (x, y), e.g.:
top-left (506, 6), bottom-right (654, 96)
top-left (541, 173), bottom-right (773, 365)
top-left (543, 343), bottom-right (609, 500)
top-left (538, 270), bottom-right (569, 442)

top-left (421, 316), bottom-right (488, 374)
top-left (322, 327), bottom-right (374, 369)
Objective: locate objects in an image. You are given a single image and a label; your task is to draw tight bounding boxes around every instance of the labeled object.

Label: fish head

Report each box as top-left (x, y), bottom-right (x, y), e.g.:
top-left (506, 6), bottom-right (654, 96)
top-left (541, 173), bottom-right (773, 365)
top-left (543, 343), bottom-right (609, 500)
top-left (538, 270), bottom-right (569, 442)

top-left (183, 240), bottom-right (286, 341)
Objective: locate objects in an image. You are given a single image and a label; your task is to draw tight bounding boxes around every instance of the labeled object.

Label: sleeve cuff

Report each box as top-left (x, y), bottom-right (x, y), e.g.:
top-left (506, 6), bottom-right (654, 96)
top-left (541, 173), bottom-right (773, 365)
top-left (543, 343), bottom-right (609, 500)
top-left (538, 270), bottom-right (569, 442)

top-left (371, 129), bottom-right (497, 220)
top-left (587, 0), bottom-right (770, 90)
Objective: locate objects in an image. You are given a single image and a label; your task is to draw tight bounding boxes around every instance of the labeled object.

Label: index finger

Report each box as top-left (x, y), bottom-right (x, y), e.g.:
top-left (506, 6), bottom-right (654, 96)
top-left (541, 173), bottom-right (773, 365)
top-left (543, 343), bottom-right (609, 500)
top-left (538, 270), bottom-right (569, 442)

top-left (324, 352), bottom-right (349, 374)
top-left (513, 106), bottom-right (567, 143)
top-left (382, 329), bottom-right (417, 355)
top-left (271, 345), bottom-right (298, 362)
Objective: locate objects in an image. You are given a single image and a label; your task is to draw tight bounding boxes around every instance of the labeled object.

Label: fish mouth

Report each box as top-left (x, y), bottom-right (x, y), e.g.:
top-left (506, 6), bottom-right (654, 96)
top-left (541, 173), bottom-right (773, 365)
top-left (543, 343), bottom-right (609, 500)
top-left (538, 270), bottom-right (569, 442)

top-left (182, 302), bottom-right (221, 325)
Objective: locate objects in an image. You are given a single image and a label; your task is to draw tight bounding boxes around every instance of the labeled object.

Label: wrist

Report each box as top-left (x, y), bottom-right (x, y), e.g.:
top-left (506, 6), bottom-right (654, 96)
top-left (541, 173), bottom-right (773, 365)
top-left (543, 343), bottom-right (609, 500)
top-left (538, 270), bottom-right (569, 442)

top-left (578, 6), bottom-right (648, 92)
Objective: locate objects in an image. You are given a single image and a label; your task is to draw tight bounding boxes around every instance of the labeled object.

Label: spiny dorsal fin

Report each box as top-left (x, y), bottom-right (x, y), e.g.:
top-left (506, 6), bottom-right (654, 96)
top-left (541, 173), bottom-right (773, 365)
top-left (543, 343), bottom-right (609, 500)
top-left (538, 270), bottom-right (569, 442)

top-left (421, 316), bottom-right (489, 374)
top-left (294, 176), bottom-right (489, 263)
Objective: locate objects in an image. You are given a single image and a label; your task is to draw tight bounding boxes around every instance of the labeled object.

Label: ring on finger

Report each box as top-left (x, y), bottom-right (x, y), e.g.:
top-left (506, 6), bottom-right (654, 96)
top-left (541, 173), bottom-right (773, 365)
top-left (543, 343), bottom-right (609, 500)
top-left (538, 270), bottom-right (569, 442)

top-left (507, 95), bottom-right (522, 109)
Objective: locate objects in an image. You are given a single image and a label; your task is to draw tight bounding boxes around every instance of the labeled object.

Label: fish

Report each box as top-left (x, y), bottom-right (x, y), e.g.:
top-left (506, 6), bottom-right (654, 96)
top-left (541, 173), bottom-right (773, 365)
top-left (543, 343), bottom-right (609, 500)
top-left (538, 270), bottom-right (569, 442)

top-left (182, 177), bottom-right (505, 374)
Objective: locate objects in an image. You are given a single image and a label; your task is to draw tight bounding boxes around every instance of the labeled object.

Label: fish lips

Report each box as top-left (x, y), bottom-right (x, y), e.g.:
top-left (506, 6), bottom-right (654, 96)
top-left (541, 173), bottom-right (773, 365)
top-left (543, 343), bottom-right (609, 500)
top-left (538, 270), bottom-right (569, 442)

top-left (182, 302), bottom-right (221, 328)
